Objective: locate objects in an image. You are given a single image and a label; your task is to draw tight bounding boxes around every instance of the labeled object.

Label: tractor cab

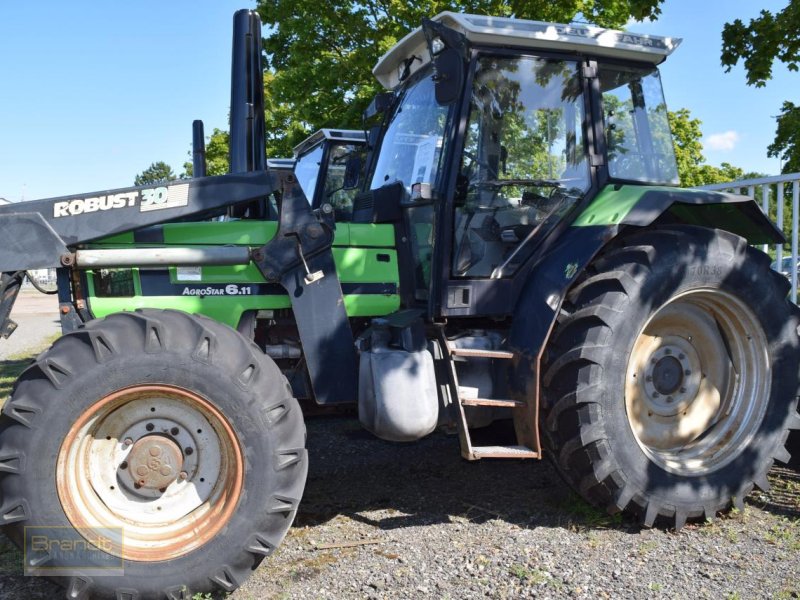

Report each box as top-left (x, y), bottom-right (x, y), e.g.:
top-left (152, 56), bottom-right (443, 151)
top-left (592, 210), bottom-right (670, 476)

top-left (292, 128), bottom-right (367, 219)
top-left (362, 13), bottom-right (683, 316)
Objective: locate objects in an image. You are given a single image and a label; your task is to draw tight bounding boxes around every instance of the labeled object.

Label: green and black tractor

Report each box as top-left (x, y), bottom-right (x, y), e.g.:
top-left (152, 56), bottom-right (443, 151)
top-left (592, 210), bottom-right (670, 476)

top-left (0, 10), bottom-right (797, 599)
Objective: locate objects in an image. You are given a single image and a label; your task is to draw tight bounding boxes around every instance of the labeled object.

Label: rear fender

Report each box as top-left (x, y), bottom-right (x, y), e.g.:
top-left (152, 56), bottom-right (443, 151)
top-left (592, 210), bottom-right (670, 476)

top-left (573, 185), bottom-right (783, 244)
top-left (508, 184), bottom-right (783, 415)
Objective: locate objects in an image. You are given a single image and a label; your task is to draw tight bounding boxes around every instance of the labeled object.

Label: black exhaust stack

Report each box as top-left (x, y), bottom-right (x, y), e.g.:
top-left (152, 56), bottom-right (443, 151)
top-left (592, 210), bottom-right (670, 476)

top-left (192, 119), bottom-right (207, 178)
top-left (229, 9), bottom-right (266, 174)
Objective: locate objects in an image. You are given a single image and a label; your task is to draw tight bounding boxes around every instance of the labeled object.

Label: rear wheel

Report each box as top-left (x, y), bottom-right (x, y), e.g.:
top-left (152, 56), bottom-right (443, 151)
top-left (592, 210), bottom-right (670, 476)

top-left (0, 309), bottom-right (307, 599)
top-left (542, 226), bottom-right (800, 528)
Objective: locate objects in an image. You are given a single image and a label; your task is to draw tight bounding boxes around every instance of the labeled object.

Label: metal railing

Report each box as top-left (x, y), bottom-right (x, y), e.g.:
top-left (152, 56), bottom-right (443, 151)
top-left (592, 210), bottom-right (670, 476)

top-left (698, 173), bottom-right (800, 300)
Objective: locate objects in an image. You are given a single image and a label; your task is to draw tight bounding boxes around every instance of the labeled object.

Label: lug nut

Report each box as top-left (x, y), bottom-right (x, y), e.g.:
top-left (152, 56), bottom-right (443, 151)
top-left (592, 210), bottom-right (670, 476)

top-left (179, 471), bottom-right (188, 480)
top-left (679, 387), bottom-right (687, 394)
top-left (123, 438), bottom-right (133, 447)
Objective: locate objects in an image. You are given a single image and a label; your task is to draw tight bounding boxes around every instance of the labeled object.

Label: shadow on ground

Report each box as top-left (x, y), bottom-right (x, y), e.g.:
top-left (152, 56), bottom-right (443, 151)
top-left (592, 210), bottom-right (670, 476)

top-left (0, 414), bottom-right (797, 599)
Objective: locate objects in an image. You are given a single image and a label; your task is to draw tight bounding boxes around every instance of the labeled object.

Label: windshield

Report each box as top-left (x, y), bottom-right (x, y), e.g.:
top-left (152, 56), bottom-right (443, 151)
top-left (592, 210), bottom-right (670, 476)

top-left (599, 65), bottom-right (679, 185)
top-left (453, 56), bottom-right (591, 278)
top-left (369, 73), bottom-right (450, 192)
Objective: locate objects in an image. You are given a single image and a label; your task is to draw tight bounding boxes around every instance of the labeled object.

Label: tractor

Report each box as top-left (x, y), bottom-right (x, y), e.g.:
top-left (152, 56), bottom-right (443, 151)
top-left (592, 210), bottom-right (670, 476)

top-left (0, 9), bottom-right (797, 600)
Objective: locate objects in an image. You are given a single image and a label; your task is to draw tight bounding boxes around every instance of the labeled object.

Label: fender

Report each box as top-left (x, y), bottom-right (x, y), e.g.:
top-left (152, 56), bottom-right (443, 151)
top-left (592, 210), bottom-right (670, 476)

top-left (573, 185), bottom-right (783, 244)
top-left (507, 183), bottom-right (783, 420)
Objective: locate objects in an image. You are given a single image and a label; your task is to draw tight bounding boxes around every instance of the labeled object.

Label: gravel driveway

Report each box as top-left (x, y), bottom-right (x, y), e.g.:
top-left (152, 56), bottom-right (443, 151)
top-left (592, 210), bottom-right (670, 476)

top-left (0, 299), bottom-right (797, 600)
top-left (5, 416), bottom-right (795, 600)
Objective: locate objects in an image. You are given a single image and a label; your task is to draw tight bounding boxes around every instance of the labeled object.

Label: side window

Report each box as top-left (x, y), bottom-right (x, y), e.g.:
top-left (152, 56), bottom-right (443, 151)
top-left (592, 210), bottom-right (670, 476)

top-left (600, 66), bottom-right (679, 184)
top-left (294, 144), bottom-right (324, 203)
top-left (321, 143), bottom-right (366, 221)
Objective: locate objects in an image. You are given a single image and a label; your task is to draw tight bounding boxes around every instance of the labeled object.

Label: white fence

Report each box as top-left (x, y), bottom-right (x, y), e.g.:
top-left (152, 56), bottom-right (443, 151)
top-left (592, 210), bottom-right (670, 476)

top-left (698, 173), bottom-right (800, 300)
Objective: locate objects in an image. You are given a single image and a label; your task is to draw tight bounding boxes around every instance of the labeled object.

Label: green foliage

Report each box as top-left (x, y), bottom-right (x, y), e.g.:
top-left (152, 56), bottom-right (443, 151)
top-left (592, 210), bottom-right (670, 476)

top-left (182, 128), bottom-right (231, 177)
top-left (721, 2), bottom-right (800, 174)
top-left (134, 161), bottom-right (176, 186)
top-left (721, 3), bottom-right (800, 88)
top-left (256, 0), bottom-right (665, 156)
top-left (668, 108), bottom-right (746, 187)
top-left (767, 100), bottom-right (800, 173)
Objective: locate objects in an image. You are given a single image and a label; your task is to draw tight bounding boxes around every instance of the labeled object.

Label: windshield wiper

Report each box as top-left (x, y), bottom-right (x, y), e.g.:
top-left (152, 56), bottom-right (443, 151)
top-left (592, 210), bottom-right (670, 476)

top-left (477, 178), bottom-right (562, 188)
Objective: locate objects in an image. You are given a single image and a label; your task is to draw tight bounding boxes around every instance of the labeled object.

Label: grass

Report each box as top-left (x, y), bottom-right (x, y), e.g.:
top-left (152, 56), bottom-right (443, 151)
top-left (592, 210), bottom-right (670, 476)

top-left (560, 492), bottom-right (623, 530)
top-left (509, 564), bottom-right (550, 585)
top-left (764, 518), bottom-right (800, 551)
top-left (0, 334), bottom-right (59, 405)
top-left (0, 536), bottom-right (24, 576)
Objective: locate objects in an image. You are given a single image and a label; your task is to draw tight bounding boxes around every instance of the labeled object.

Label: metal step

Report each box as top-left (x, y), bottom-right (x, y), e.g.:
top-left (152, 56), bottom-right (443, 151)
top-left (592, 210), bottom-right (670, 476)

top-left (447, 346), bottom-right (515, 360)
top-left (471, 445), bottom-right (539, 459)
top-left (460, 397), bottom-right (525, 408)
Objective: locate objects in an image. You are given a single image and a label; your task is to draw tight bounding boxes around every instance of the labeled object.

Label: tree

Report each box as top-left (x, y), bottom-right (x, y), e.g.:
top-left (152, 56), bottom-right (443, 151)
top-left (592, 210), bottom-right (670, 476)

top-left (668, 108), bottom-right (745, 187)
top-left (721, 2), bottom-right (800, 173)
top-left (182, 128), bottom-right (231, 177)
top-left (134, 161), bottom-right (176, 186)
top-left (767, 101), bottom-right (800, 173)
top-left (256, 0), bottom-right (666, 156)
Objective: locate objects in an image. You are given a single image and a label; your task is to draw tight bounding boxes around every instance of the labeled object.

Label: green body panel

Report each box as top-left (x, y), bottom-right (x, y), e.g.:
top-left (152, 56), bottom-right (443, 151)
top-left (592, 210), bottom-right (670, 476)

top-left (573, 184), bottom-right (781, 244)
top-left (93, 221), bottom-right (395, 248)
top-left (86, 221), bottom-right (400, 328)
top-left (572, 185), bottom-right (662, 226)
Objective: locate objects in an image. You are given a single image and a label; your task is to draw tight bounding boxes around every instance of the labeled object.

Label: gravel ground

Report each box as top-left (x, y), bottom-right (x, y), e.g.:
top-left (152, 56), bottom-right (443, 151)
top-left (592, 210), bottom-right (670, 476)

top-left (0, 289), bottom-right (59, 360)
top-left (3, 415), bottom-right (796, 600)
top-left (0, 293), bottom-right (797, 599)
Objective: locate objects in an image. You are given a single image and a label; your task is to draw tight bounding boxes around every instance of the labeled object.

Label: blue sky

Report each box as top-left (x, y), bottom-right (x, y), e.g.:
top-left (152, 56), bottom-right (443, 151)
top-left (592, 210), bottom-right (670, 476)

top-left (0, 1), bottom-right (795, 202)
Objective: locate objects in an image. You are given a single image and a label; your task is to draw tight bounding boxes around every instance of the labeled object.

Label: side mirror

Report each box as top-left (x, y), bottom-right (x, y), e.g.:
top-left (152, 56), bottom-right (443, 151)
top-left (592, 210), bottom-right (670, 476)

top-left (364, 92), bottom-right (395, 120)
top-left (343, 154), bottom-right (362, 190)
top-left (433, 48), bottom-right (464, 105)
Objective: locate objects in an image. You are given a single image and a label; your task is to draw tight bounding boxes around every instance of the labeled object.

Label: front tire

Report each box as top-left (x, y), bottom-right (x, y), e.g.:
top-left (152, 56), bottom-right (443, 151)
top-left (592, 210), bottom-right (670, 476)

top-left (0, 309), bottom-right (307, 599)
top-left (542, 226), bottom-right (800, 528)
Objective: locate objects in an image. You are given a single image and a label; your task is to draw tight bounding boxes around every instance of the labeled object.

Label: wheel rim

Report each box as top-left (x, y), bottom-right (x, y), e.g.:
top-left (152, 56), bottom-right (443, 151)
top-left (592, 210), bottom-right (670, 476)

top-left (57, 384), bottom-right (244, 561)
top-left (625, 288), bottom-right (770, 475)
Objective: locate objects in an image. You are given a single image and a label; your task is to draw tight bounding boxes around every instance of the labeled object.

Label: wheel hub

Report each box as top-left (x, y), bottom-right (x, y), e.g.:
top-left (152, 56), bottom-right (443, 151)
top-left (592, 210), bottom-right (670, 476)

top-left (127, 436), bottom-right (183, 490)
top-left (651, 355), bottom-right (683, 395)
top-left (639, 338), bottom-right (702, 418)
top-left (625, 289), bottom-right (770, 475)
top-left (57, 385), bottom-right (244, 561)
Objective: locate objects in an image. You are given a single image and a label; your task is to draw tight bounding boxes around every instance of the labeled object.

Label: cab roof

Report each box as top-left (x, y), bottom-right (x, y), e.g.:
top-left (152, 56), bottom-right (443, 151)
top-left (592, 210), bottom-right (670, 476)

top-left (293, 128), bottom-right (366, 158)
top-left (373, 12), bottom-right (682, 89)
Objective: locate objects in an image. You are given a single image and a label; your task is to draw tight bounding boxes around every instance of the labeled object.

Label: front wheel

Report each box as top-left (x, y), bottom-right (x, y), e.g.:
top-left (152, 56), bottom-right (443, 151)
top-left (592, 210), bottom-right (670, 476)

top-left (542, 226), bottom-right (800, 528)
top-left (0, 309), bottom-right (307, 599)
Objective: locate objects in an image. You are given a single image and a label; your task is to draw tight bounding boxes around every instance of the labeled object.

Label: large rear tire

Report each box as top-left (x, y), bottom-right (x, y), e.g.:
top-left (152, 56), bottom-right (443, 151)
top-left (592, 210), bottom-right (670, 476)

top-left (542, 226), bottom-right (800, 528)
top-left (0, 309), bottom-right (307, 599)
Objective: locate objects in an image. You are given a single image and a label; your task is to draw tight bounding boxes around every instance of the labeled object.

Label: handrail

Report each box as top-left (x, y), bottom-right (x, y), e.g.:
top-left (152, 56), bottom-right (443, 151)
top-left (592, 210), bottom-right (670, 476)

top-left (697, 173), bottom-right (800, 301)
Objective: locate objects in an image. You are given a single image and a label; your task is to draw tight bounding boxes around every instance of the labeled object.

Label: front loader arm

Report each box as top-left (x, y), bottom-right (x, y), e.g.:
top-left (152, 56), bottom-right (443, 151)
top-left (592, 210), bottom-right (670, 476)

top-left (0, 168), bottom-right (358, 404)
top-left (0, 170), bottom-right (279, 272)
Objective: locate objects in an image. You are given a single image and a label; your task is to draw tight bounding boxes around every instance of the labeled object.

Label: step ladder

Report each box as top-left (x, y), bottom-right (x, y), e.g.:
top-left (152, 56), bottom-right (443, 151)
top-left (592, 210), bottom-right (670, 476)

top-left (441, 337), bottom-right (541, 460)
